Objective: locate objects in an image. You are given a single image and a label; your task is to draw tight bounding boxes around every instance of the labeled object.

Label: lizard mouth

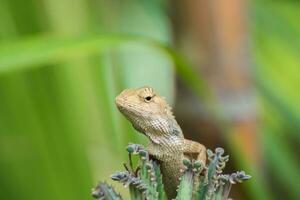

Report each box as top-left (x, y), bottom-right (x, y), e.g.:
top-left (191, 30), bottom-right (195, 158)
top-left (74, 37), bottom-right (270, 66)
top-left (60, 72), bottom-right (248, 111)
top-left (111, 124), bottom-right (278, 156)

top-left (115, 97), bottom-right (137, 117)
top-left (116, 101), bottom-right (140, 117)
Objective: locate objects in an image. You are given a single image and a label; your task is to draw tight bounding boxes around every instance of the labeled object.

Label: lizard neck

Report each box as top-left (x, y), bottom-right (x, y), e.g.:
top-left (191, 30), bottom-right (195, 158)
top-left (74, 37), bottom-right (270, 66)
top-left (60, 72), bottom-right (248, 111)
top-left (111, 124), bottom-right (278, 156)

top-left (141, 116), bottom-right (184, 145)
top-left (145, 117), bottom-right (185, 160)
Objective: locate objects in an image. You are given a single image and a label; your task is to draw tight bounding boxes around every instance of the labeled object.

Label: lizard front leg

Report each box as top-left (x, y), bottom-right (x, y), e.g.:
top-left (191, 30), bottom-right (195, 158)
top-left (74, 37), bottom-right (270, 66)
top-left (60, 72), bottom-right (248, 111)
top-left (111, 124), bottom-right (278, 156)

top-left (183, 139), bottom-right (206, 165)
top-left (146, 143), bottom-right (164, 161)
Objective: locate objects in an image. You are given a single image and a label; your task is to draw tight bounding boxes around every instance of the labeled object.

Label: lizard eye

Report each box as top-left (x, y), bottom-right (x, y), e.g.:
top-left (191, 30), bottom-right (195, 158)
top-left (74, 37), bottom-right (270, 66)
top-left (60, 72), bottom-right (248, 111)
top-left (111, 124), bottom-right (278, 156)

top-left (144, 96), bottom-right (152, 102)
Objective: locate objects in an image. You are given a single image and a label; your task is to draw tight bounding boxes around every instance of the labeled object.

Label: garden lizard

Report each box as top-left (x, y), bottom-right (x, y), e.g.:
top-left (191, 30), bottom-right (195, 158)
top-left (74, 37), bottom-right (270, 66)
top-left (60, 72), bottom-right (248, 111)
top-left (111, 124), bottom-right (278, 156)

top-left (115, 86), bottom-right (206, 199)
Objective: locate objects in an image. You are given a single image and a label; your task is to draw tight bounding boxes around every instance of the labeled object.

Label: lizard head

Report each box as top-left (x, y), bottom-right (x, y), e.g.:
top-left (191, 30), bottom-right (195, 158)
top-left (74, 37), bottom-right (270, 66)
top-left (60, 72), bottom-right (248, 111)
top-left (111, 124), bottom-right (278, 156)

top-left (115, 86), bottom-right (175, 135)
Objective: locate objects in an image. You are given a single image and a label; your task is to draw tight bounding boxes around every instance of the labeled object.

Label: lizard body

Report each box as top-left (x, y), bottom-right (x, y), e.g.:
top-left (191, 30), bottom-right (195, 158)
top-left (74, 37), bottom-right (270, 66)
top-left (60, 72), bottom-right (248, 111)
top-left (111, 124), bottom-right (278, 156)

top-left (115, 86), bottom-right (206, 199)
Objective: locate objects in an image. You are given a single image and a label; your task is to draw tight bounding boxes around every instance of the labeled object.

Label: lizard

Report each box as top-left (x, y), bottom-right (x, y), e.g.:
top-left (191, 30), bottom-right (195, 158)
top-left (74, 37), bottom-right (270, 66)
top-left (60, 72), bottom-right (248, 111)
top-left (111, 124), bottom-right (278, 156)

top-left (115, 86), bottom-right (206, 199)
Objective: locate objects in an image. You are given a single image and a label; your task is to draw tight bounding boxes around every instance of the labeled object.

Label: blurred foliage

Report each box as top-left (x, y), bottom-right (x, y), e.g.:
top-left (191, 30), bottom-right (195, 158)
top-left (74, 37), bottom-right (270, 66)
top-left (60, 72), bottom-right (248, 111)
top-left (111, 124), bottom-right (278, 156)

top-left (253, 0), bottom-right (300, 200)
top-left (0, 0), bottom-right (299, 200)
top-left (0, 1), bottom-right (174, 200)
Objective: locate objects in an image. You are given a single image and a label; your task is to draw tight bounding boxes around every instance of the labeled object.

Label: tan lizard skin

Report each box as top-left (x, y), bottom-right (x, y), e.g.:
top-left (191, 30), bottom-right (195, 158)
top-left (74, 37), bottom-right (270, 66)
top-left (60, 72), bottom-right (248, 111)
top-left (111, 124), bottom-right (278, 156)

top-left (115, 86), bottom-right (206, 199)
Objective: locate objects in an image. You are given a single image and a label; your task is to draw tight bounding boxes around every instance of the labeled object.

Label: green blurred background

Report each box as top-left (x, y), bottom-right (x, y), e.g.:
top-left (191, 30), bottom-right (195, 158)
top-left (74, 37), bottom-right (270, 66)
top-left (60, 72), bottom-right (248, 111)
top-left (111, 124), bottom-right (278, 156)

top-left (0, 0), bottom-right (299, 199)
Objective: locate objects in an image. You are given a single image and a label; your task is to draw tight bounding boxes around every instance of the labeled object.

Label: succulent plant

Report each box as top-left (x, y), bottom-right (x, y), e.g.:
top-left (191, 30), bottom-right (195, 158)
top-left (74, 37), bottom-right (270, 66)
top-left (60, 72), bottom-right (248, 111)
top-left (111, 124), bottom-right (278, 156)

top-left (92, 144), bottom-right (251, 200)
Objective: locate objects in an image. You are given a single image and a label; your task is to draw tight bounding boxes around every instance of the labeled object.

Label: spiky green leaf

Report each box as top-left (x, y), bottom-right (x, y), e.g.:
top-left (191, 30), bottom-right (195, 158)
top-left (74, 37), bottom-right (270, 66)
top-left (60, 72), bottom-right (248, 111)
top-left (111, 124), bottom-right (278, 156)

top-left (175, 170), bottom-right (194, 200)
